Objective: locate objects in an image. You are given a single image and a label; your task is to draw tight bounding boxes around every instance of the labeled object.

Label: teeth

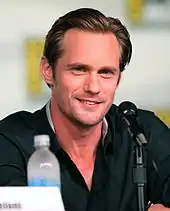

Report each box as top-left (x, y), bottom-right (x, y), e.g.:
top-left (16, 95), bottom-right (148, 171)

top-left (81, 100), bottom-right (96, 105)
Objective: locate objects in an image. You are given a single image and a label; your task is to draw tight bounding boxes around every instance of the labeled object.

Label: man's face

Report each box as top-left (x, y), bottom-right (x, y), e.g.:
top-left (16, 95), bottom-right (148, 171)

top-left (51, 29), bottom-right (120, 126)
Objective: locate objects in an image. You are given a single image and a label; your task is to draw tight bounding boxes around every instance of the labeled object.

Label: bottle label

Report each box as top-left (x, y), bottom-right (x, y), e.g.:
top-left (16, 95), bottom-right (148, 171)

top-left (28, 178), bottom-right (60, 189)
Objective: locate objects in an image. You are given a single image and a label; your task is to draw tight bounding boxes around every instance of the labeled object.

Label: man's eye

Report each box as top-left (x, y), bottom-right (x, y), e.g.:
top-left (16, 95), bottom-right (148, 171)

top-left (72, 67), bottom-right (86, 75)
top-left (73, 67), bottom-right (84, 71)
top-left (99, 70), bottom-right (113, 74)
top-left (71, 66), bottom-right (86, 75)
top-left (99, 69), bottom-right (115, 78)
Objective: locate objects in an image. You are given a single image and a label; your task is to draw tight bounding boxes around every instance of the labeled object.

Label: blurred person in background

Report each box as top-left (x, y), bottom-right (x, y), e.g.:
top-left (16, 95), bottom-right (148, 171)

top-left (0, 7), bottom-right (170, 211)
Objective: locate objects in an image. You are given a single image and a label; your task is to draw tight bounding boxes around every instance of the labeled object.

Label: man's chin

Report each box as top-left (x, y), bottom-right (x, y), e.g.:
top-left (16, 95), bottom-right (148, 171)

top-left (73, 116), bottom-right (103, 127)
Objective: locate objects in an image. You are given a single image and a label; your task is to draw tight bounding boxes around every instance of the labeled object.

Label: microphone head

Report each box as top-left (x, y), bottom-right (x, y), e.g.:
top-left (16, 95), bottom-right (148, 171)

top-left (118, 101), bottom-right (138, 117)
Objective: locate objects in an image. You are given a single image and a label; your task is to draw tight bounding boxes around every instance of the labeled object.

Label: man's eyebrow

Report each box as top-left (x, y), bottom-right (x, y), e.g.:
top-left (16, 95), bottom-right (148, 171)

top-left (98, 66), bottom-right (118, 72)
top-left (66, 63), bottom-right (91, 70)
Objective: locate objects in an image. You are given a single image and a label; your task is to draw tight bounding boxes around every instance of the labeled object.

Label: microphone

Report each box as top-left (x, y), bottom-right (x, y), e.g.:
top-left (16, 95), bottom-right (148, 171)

top-left (118, 101), bottom-right (147, 145)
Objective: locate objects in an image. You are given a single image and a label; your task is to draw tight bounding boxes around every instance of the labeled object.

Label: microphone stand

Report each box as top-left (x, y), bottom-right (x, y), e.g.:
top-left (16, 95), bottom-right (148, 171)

top-left (132, 132), bottom-right (147, 211)
top-left (118, 101), bottom-right (148, 210)
top-left (120, 113), bottom-right (148, 211)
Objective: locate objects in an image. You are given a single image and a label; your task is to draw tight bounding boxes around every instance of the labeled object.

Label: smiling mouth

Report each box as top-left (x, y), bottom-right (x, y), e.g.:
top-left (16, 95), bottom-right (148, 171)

top-left (78, 99), bottom-right (101, 105)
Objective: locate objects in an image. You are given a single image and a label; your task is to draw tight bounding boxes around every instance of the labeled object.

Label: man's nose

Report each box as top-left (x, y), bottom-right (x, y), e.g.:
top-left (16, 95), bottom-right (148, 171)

top-left (84, 74), bottom-right (100, 94)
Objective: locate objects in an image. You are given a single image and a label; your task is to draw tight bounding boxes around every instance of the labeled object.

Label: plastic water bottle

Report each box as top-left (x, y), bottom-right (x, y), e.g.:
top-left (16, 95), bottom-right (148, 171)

top-left (27, 134), bottom-right (60, 188)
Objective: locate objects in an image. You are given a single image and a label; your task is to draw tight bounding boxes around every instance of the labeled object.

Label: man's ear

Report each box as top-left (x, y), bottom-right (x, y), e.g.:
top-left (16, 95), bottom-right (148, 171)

top-left (40, 56), bottom-right (54, 86)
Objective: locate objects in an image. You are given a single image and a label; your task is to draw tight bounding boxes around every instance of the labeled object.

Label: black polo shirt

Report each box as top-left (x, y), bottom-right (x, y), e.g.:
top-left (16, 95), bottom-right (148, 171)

top-left (0, 104), bottom-right (170, 211)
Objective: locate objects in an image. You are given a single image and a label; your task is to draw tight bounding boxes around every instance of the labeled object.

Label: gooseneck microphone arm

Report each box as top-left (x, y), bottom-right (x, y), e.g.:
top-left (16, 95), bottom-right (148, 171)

top-left (118, 101), bottom-right (148, 211)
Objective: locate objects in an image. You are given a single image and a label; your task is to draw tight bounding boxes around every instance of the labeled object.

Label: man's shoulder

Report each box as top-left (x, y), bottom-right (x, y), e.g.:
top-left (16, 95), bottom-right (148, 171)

top-left (0, 110), bottom-right (34, 133)
top-left (106, 104), bottom-right (154, 124)
top-left (0, 109), bottom-right (40, 158)
top-left (108, 103), bottom-right (154, 118)
top-left (0, 104), bottom-right (49, 164)
top-left (108, 103), bottom-right (169, 136)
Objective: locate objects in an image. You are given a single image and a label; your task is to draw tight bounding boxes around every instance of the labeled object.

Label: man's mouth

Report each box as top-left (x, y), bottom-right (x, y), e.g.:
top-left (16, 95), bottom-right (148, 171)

top-left (77, 99), bottom-right (101, 105)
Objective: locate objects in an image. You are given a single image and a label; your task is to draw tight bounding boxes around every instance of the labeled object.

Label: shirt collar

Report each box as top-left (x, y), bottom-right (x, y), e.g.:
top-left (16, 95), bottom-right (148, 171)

top-left (46, 100), bottom-right (55, 132)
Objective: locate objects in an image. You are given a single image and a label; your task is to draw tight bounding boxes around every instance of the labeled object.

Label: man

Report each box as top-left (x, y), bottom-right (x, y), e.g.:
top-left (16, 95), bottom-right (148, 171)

top-left (0, 8), bottom-right (170, 211)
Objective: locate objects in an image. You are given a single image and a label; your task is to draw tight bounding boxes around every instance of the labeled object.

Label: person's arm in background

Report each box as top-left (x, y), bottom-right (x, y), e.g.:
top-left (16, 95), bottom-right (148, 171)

top-left (0, 134), bottom-right (27, 186)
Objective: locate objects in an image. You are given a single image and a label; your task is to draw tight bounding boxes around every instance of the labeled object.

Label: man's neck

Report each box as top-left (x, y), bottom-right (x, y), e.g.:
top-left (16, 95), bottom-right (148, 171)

top-left (50, 100), bottom-right (102, 160)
